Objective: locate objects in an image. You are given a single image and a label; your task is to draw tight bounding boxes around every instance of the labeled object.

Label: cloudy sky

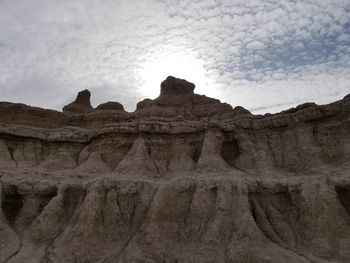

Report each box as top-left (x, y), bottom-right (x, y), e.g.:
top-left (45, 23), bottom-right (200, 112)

top-left (0, 0), bottom-right (349, 113)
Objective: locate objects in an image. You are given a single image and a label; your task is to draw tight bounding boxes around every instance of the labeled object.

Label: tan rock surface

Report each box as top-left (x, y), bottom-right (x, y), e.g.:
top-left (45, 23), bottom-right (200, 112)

top-left (0, 76), bottom-right (350, 262)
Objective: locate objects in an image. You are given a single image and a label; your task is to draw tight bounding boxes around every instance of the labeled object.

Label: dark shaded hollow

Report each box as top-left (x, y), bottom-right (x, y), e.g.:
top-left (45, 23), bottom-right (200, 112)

top-left (189, 134), bottom-right (205, 162)
top-left (335, 186), bottom-right (350, 215)
top-left (221, 132), bottom-right (240, 166)
top-left (37, 191), bottom-right (58, 213)
top-left (2, 190), bottom-right (24, 225)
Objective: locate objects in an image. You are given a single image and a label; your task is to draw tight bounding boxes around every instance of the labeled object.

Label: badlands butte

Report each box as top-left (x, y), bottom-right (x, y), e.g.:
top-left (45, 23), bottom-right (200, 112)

top-left (0, 76), bottom-right (350, 263)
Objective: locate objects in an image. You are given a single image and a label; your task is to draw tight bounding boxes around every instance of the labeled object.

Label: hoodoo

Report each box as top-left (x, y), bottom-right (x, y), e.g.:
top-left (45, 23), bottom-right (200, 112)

top-left (0, 76), bottom-right (350, 262)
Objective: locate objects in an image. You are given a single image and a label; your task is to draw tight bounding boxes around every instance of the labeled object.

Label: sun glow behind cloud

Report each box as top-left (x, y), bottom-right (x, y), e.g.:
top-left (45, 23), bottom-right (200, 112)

top-left (0, 0), bottom-right (349, 113)
top-left (138, 47), bottom-right (217, 99)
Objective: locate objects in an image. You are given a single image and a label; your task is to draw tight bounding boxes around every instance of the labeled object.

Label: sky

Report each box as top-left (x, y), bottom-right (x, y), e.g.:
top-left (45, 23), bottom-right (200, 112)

top-left (0, 0), bottom-right (349, 114)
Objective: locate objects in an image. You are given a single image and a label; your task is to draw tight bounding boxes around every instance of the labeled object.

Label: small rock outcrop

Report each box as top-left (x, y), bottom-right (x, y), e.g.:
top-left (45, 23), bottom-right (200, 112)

top-left (160, 76), bottom-right (195, 97)
top-left (63, 89), bottom-right (93, 113)
top-left (136, 76), bottom-right (233, 119)
top-left (95, 101), bottom-right (124, 111)
top-left (0, 76), bottom-right (350, 263)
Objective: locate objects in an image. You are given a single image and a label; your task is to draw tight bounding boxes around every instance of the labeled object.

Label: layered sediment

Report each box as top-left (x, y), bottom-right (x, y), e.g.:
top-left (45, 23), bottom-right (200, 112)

top-left (1, 76), bottom-right (350, 262)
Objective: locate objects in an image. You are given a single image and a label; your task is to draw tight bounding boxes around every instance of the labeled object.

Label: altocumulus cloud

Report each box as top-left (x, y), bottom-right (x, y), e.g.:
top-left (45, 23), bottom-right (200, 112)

top-left (0, 0), bottom-right (349, 113)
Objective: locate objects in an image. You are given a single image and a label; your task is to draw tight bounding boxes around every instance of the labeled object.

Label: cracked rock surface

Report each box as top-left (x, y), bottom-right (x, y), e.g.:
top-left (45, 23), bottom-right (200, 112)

top-left (1, 76), bottom-right (350, 262)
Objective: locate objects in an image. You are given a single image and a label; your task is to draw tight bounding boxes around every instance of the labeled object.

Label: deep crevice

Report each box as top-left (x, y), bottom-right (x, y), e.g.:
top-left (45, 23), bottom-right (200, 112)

top-left (335, 186), bottom-right (350, 223)
top-left (2, 187), bottom-right (23, 226)
top-left (221, 132), bottom-right (240, 166)
top-left (37, 192), bottom-right (58, 214)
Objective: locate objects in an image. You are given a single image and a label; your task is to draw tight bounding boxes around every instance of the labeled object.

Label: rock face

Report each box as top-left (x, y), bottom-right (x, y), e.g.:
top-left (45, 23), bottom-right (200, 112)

top-left (160, 76), bottom-right (195, 97)
top-left (0, 76), bottom-right (350, 262)
top-left (63, 89), bottom-right (93, 113)
top-left (96, 101), bottom-right (124, 111)
top-left (136, 76), bottom-right (233, 119)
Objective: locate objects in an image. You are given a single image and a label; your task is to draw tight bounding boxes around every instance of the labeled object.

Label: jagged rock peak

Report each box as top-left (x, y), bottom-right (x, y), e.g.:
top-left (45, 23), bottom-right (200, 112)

top-left (63, 89), bottom-right (93, 113)
top-left (136, 76), bottom-right (234, 118)
top-left (160, 76), bottom-right (195, 97)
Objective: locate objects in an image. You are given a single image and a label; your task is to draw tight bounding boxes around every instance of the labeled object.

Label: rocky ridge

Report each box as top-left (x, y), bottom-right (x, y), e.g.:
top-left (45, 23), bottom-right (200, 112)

top-left (0, 76), bottom-right (350, 262)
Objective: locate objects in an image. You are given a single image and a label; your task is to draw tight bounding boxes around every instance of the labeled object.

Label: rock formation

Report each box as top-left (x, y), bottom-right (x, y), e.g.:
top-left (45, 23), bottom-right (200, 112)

top-left (0, 76), bottom-right (350, 262)
top-left (136, 76), bottom-right (233, 119)
top-left (63, 89), bottom-right (93, 113)
top-left (96, 101), bottom-right (124, 111)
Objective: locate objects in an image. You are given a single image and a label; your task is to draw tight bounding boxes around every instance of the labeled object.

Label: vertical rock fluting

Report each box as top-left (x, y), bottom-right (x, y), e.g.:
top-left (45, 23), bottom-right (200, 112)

top-left (0, 77), bottom-right (350, 262)
top-left (197, 129), bottom-right (230, 172)
top-left (114, 138), bottom-right (159, 177)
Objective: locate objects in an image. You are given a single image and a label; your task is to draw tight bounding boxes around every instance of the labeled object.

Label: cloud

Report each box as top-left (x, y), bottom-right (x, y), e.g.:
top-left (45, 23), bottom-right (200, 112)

top-left (0, 0), bottom-right (349, 113)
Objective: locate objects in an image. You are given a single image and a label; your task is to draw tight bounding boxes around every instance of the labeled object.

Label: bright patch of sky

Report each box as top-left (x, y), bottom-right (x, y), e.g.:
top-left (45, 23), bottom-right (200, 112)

top-left (0, 0), bottom-right (349, 113)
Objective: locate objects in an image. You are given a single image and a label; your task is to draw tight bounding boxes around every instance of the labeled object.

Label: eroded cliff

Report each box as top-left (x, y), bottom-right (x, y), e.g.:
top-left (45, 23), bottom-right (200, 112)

top-left (1, 76), bottom-right (350, 262)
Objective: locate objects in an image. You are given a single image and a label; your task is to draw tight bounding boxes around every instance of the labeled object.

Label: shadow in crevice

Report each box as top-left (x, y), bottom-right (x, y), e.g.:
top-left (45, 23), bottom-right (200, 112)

top-left (2, 186), bottom-right (58, 231)
top-left (2, 187), bottom-right (24, 226)
top-left (37, 192), bottom-right (58, 214)
top-left (221, 132), bottom-right (240, 166)
top-left (335, 186), bottom-right (350, 224)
